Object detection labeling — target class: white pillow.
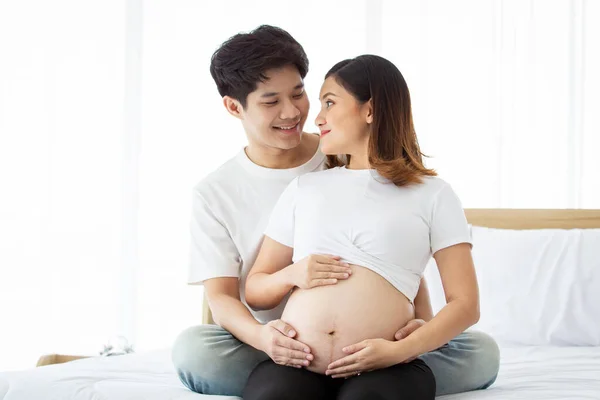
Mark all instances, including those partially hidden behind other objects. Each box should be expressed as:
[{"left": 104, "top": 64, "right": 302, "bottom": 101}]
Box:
[{"left": 423, "top": 226, "right": 600, "bottom": 346}]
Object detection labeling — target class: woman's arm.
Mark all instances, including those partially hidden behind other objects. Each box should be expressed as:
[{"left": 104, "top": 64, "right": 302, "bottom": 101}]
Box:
[
  {"left": 394, "top": 278, "right": 433, "bottom": 340},
  {"left": 245, "top": 237, "right": 352, "bottom": 311},
  {"left": 392, "top": 278, "right": 434, "bottom": 340},
  {"left": 413, "top": 277, "right": 434, "bottom": 322},
  {"left": 245, "top": 237, "right": 296, "bottom": 311},
  {"left": 393, "top": 242, "right": 479, "bottom": 360},
  {"left": 326, "top": 244, "right": 478, "bottom": 377}
]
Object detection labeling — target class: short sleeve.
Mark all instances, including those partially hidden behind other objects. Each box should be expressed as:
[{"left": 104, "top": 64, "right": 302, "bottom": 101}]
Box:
[
  {"left": 263, "top": 177, "right": 299, "bottom": 248},
  {"left": 188, "top": 189, "right": 241, "bottom": 284},
  {"left": 430, "top": 183, "right": 472, "bottom": 255}
]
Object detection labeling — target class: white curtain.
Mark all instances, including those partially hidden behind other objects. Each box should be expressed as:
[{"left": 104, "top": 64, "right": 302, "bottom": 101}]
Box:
[
  {"left": 382, "top": 0, "right": 600, "bottom": 208},
  {"left": 0, "top": 0, "right": 598, "bottom": 371},
  {"left": 0, "top": 1, "right": 126, "bottom": 370}
]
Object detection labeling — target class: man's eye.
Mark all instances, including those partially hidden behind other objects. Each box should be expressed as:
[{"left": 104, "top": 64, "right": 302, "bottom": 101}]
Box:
[
  {"left": 264, "top": 101, "right": 278, "bottom": 105},
  {"left": 293, "top": 92, "right": 304, "bottom": 99}
]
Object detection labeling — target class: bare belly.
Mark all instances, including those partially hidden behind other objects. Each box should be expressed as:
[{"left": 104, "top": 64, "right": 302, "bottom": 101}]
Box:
[{"left": 281, "top": 264, "right": 414, "bottom": 374}]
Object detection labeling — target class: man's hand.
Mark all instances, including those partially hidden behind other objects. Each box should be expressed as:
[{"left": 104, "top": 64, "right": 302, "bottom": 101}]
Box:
[
  {"left": 259, "top": 319, "right": 313, "bottom": 368},
  {"left": 289, "top": 254, "right": 352, "bottom": 289}
]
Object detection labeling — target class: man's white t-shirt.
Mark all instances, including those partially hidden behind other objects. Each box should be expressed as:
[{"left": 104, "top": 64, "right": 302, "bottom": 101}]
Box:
[
  {"left": 264, "top": 167, "right": 472, "bottom": 303},
  {"left": 188, "top": 143, "right": 326, "bottom": 323}
]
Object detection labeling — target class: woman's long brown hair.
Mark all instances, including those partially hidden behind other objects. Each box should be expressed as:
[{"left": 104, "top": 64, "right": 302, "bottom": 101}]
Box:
[{"left": 324, "top": 55, "right": 436, "bottom": 186}]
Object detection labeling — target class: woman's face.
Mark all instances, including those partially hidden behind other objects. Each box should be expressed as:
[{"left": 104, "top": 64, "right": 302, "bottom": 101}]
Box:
[{"left": 315, "top": 77, "right": 372, "bottom": 156}]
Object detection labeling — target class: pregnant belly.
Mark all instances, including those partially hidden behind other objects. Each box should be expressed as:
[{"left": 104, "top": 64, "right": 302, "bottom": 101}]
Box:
[{"left": 281, "top": 264, "right": 415, "bottom": 374}]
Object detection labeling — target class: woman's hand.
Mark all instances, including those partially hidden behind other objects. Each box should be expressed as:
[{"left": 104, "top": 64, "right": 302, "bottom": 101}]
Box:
[
  {"left": 392, "top": 318, "right": 427, "bottom": 363},
  {"left": 394, "top": 318, "right": 426, "bottom": 341},
  {"left": 289, "top": 254, "right": 352, "bottom": 289},
  {"left": 325, "top": 338, "right": 412, "bottom": 378}
]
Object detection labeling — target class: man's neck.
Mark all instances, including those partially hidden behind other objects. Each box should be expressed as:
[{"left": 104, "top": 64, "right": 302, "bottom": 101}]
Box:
[{"left": 245, "top": 133, "right": 319, "bottom": 170}]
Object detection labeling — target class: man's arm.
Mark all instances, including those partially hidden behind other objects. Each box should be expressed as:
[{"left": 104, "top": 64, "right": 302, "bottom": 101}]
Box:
[
  {"left": 204, "top": 277, "right": 314, "bottom": 368},
  {"left": 203, "top": 277, "right": 263, "bottom": 347}
]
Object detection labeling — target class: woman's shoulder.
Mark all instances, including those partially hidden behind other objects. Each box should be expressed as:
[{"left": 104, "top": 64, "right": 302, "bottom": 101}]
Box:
[
  {"left": 406, "top": 174, "right": 451, "bottom": 195},
  {"left": 419, "top": 175, "right": 450, "bottom": 189},
  {"left": 298, "top": 166, "right": 344, "bottom": 184},
  {"left": 406, "top": 176, "right": 462, "bottom": 210}
]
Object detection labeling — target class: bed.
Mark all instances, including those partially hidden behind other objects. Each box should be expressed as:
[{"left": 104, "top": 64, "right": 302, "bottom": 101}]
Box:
[{"left": 1, "top": 209, "right": 599, "bottom": 400}]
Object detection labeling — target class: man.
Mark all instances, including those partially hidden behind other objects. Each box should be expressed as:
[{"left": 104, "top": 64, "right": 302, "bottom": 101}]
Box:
[{"left": 172, "top": 25, "right": 500, "bottom": 397}]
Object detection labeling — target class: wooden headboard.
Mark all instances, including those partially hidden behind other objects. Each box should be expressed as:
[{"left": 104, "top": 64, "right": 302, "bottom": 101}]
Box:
[
  {"left": 464, "top": 209, "right": 600, "bottom": 229},
  {"left": 201, "top": 208, "right": 600, "bottom": 325}
]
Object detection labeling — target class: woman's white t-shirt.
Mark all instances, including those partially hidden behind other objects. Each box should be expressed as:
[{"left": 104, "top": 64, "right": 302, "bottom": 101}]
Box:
[{"left": 264, "top": 166, "right": 472, "bottom": 302}]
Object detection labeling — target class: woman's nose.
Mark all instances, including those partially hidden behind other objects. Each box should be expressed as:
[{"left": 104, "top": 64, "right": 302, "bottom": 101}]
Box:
[{"left": 315, "top": 113, "right": 325, "bottom": 127}]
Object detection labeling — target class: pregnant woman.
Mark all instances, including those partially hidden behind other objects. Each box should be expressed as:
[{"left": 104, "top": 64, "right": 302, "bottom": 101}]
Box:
[{"left": 243, "top": 55, "right": 480, "bottom": 400}]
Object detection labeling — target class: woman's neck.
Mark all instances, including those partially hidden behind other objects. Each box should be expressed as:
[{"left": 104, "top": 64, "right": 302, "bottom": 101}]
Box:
[{"left": 346, "top": 149, "right": 370, "bottom": 170}]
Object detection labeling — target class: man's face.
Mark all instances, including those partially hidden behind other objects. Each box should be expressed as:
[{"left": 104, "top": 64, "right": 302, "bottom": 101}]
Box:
[{"left": 239, "top": 65, "right": 310, "bottom": 151}]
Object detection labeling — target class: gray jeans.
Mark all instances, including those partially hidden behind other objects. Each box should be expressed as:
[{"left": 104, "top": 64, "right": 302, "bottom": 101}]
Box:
[{"left": 172, "top": 325, "right": 500, "bottom": 398}]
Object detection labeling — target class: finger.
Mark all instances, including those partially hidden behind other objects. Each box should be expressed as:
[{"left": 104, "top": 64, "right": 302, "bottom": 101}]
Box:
[
  {"left": 316, "top": 255, "right": 346, "bottom": 266},
  {"left": 271, "top": 320, "right": 297, "bottom": 338},
  {"left": 342, "top": 340, "right": 369, "bottom": 355},
  {"left": 279, "top": 336, "right": 312, "bottom": 354},
  {"left": 280, "top": 360, "right": 310, "bottom": 368},
  {"left": 326, "top": 363, "right": 362, "bottom": 377},
  {"left": 279, "top": 347, "right": 314, "bottom": 363},
  {"left": 395, "top": 319, "right": 425, "bottom": 340},
  {"left": 275, "top": 348, "right": 312, "bottom": 367},
  {"left": 310, "top": 278, "right": 338, "bottom": 287},
  {"left": 332, "top": 371, "right": 361, "bottom": 379},
  {"left": 278, "top": 358, "right": 307, "bottom": 367},
  {"left": 327, "top": 353, "right": 359, "bottom": 370},
  {"left": 314, "top": 271, "right": 350, "bottom": 280},
  {"left": 394, "top": 328, "right": 407, "bottom": 340},
  {"left": 318, "top": 258, "right": 350, "bottom": 268},
  {"left": 280, "top": 347, "right": 313, "bottom": 361},
  {"left": 318, "top": 254, "right": 341, "bottom": 261},
  {"left": 317, "top": 265, "right": 352, "bottom": 274}
]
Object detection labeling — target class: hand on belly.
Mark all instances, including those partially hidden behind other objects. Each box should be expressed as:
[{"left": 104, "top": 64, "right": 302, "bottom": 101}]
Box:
[{"left": 280, "top": 264, "right": 414, "bottom": 374}]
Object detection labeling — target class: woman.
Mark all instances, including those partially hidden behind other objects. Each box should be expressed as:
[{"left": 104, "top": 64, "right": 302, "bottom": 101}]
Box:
[{"left": 242, "top": 55, "right": 479, "bottom": 400}]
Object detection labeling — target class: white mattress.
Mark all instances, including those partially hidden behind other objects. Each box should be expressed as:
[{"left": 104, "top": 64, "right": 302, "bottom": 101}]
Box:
[{"left": 1, "top": 346, "right": 599, "bottom": 399}]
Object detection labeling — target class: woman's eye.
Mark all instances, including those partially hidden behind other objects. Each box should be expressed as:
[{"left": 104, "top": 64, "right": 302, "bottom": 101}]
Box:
[{"left": 325, "top": 100, "right": 334, "bottom": 108}]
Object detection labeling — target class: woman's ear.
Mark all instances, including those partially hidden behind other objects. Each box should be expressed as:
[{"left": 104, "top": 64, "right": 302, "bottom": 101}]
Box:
[
  {"left": 364, "top": 99, "right": 373, "bottom": 124},
  {"left": 223, "top": 96, "right": 244, "bottom": 120}
]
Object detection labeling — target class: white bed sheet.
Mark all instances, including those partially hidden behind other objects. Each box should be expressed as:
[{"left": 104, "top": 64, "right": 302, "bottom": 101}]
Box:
[
  {"left": 439, "top": 346, "right": 600, "bottom": 400},
  {"left": 1, "top": 346, "right": 599, "bottom": 400},
  {"left": 0, "top": 349, "right": 238, "bottom": 400}
]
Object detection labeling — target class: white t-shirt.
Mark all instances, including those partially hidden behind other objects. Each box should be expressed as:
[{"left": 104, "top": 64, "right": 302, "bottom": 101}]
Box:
[
  {"left": 188, "top": 144, "right": 326, "bottom": 323},
  {"left": 264, "top": 166, "right": 472, "bottom": 303}
]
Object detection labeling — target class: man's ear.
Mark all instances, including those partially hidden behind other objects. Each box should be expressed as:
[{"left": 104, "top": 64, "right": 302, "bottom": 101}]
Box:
[
  {"left": 223, "top": 96, "right": 244, "bottom": 119},
  {"left": 365, "top": 99, "right": 373, "bottom": 124}
]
